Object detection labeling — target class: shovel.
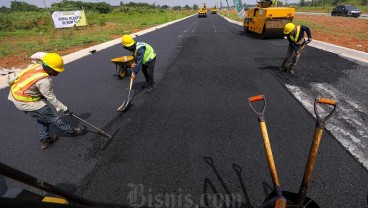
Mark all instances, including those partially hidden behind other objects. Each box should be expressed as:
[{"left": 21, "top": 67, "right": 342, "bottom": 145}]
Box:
[
  {"left": 71, "top": 113, "right": 119, "bottom": 150},
  {"left": 282, "top": 39, "right": 310, "bottom": 74},
  {"left": 117, "top": 77, "right": 134, "bottom": 112},
  {"left": 296, "top": 97, "right": 337, "bottom": 207},
  {"left": 248, "top": 95, "right": 287, "bottom": 208}
]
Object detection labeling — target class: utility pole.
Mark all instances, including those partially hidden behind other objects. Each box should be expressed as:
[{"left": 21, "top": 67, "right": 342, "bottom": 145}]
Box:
[
  {"left": 42, "top": 0, "right": 47, "bottom": 8},
  {"left": 226, "top": 0, "right": 230, "bottom": 16},
  {"left": 121, "top": 1, "right": 128, "bottom": 14}
]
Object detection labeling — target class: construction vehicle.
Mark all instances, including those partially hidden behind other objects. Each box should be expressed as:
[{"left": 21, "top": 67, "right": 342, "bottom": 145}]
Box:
[
  {"left": 243, "top": 0, "right": 295, "bottom": 38},
  {"left": 211, "top": 6, "right": 217, "bottom": 14},
  {"left": 197, "top": 3, "right": 208, "bottom": 18}
]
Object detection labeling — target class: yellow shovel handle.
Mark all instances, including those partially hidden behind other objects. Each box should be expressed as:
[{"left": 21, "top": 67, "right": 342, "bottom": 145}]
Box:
[{"left": 260, "top": 121, "right": 280, "bottom": 187}]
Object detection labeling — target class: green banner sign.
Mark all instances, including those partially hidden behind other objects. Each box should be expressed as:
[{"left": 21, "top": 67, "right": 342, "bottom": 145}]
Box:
[{"left": 233, "top": 0, "right": 245, "bottom": 19}]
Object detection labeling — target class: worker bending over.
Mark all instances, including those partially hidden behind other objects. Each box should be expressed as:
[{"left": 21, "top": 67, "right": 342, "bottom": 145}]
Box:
[
  {"left": 7, "top": 53, "right": 87, "bottom": 149},
  {"left": 122, "top": 34, "right": 157, "bottom": 93},
  {"left": 281, "top": 23, "right": 313, "bottom": 74}
]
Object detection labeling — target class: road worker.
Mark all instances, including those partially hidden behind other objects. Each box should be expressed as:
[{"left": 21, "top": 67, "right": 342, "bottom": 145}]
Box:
[
  {"left": 271, "top": 0, "right": 278, "bottom": 6},
  {"left": 281, "top": 23, "right": 313, "bottom": 74},
  {"left": 122, "top": 34, "right": 157, "bottom": 93},
  {"left": 7, "top": 53, "right": 87, "bottom": 149},
  {"left": 261, "top": 0, "right": 277, "bottom": 7}
]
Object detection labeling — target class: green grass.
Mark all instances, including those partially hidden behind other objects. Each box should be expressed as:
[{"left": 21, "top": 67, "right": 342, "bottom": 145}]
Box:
[
  {"left": 0, "top": 9, "right": 194, "bottom": 59},
  {"left": 218, "top": 11, "right": 242, "bottom": 21}
]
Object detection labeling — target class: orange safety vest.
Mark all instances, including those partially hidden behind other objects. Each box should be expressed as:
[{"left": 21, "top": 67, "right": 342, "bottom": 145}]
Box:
[{"left": 11, "top": 64, "right": 49, "bottom": 102}]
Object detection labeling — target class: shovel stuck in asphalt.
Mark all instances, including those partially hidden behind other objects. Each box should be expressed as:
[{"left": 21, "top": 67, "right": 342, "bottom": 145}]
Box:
[
  {"left": 71, "top": 113, "right": 119, "bottom": 150},
  {"left": 295, "top": 97, "right": 337, "bottom": 207},
  {"left": 248, "top": 96, "right": 337, "bottom": 208},
  {"left": 117, "top": 77, "right": 134, "bottom": 112},
  {"left": 248, "top": 95, "right": 287, "bottom": 208}
]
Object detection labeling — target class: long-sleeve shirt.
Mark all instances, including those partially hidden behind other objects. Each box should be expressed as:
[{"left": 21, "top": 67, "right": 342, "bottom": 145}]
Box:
[
  {"left": 132, "top": 46, "right": 145, "bottom": 75},
  {"left": 287, "top": 25, "right": 312, "bottom": 51},
  {"left": 7, "top": 68, "right": 68, "bottom": 112}
]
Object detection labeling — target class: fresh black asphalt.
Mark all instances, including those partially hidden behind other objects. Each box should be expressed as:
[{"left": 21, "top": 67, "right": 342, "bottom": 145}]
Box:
[{"left": 0, "top": 14, "right": 367, "bottom": 207}]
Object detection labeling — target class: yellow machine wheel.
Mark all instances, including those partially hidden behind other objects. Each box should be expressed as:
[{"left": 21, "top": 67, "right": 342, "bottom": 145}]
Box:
[{"left": 259, "top": 23, "right": 287, "bottom": 39}]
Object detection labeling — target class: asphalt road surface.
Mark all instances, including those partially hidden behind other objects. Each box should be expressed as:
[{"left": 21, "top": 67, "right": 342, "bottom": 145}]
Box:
[{"left": 1, "top": 14, "right": 368, "bottom": 207}]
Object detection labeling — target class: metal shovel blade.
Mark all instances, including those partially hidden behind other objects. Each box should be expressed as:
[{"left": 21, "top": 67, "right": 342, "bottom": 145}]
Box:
[
  {"left": 117, "top": 100, "right": 127, "bottom": 112},
  {"left": 117, "top": 78, "right": 134, "bottom": 112},
  {"left": 117, "top": 95, "right": 133, "bottom": 112}
]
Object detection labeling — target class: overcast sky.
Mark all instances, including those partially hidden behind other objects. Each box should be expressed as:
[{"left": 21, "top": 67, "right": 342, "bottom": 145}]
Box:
[{"left": 0, "top": 0, "right": 293, "bottom": 8}]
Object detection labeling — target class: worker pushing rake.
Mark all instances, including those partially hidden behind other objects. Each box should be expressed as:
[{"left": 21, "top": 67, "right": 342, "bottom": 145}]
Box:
[{"left": 248, "top": 95, "right": 337, "bottom": 208}]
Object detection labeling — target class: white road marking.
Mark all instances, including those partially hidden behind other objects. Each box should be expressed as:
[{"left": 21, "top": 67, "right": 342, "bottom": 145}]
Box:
[{"left": 285, "top": 84, "right": 368, "bottom": 170}]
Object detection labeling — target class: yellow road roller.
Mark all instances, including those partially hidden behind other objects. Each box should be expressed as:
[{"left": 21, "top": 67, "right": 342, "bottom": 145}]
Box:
[
  {"left": 198, "top": 3, "right": 208, "bottom": 18},
  {"left": 243, "top": 0, "right": 295, "bottom": 38},
  {"left": 211, "top": 6, "right": 217, "bottom": 14}
]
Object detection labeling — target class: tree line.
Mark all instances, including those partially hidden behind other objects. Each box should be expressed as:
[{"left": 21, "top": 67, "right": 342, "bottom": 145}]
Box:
[
  {"left": 0, "top": 0, "right": 201, "bottom": 13},
  {"left": 299, "top": 0, "right": 367, "bottom": 6}
]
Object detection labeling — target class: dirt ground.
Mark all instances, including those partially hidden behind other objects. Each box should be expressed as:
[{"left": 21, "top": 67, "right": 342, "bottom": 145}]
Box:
[
  {"left": 1, "top": 15, "right": 367, "bottom": 69},
  {"left": 295, "top": 15, "right": 368, "bottom": 53}
]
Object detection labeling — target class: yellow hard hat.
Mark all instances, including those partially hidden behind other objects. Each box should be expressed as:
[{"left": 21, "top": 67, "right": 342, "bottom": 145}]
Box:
[
  {"left": 283, "top": 23, "right": 295, "bottom": 35},
  {"left": 122, "top": 35, "right": 135, "bottom": 47},
  {"left": 41, "top": 53, "right": 64, "bottom": 72}
]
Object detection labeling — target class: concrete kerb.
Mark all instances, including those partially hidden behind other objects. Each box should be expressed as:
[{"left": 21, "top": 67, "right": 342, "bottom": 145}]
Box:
[
  {"left": 63, "top": 14, "right": 368, "bottom": 65},
  {"left": 222, "top": 16, "right": 368, "bottom": 64},
  {"left": 62, "top": 14, "right": 196, "bottom": 65},
  {"left": 308, "top": 40, "right": 368, "bottom": 65}
]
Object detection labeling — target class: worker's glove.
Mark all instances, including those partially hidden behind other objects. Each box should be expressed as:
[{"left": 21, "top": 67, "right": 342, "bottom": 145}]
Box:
[{"left": 64, "top": 109, "right": 73, "bottom": 116}]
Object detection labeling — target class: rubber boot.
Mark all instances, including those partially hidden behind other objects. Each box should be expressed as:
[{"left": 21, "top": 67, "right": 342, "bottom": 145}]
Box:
[
  {"left": 71, "top": 126, "right": 87, "bottom": 136},
  {"left": 41, "top": 135, "right": 59, "bottom": 149}
]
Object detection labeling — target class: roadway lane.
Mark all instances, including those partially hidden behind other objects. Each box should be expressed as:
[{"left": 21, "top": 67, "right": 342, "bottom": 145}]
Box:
[
  {"left": 0, "top": 16, "right": 198, "bottom": 188},
  {"left": 73, "top": 14, "right": 367, "bottom": 207},
  {"left": 1, "top": 14, "right": 367, "bottom": 206}
]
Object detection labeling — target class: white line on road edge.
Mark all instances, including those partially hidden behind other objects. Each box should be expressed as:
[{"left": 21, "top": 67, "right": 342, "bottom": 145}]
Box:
[
  {"left": 285, "top": 84, "right": 368, "bottom": 170},
  {"left": 222, "top": 16, "right": 368, "bottom": 64},
  {"left": 223, "top": 14, "right": 368, "bottom": 170},
  {"left": 62, "top": 14, "right": 196, "bottom": 65},
  {"left": 308, "top": 40, "right": 368, "bottom": 64}
]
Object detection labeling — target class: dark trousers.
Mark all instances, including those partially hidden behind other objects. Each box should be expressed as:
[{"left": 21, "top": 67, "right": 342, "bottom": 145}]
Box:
[
  {"left": 142, "top": 57, "right": 156, "bottom": 87},
  {"left": 281, "top": 45, "right": 301, "bottom": 68},
  {"left": 25, "top": 105, "right": 74, "bottom": 141}
]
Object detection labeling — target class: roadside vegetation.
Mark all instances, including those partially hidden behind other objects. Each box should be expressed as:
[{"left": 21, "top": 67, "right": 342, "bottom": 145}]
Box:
[
  {"left": 0, "top": 1, "right": 195, "bottom": 67},
  {"left": 1, "top": 0, "right": 367, "bottom": 68},
  {"left": 294, "top": 5, "right": 368, "bottom": 13},
  {"left": 296, "top": 0, "right": 368, "bottom": 12}
]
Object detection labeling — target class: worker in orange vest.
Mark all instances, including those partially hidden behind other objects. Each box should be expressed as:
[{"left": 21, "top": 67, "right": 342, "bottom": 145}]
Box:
[{"left": 7, "top": 53, "right": 87, "bottom": 149}]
